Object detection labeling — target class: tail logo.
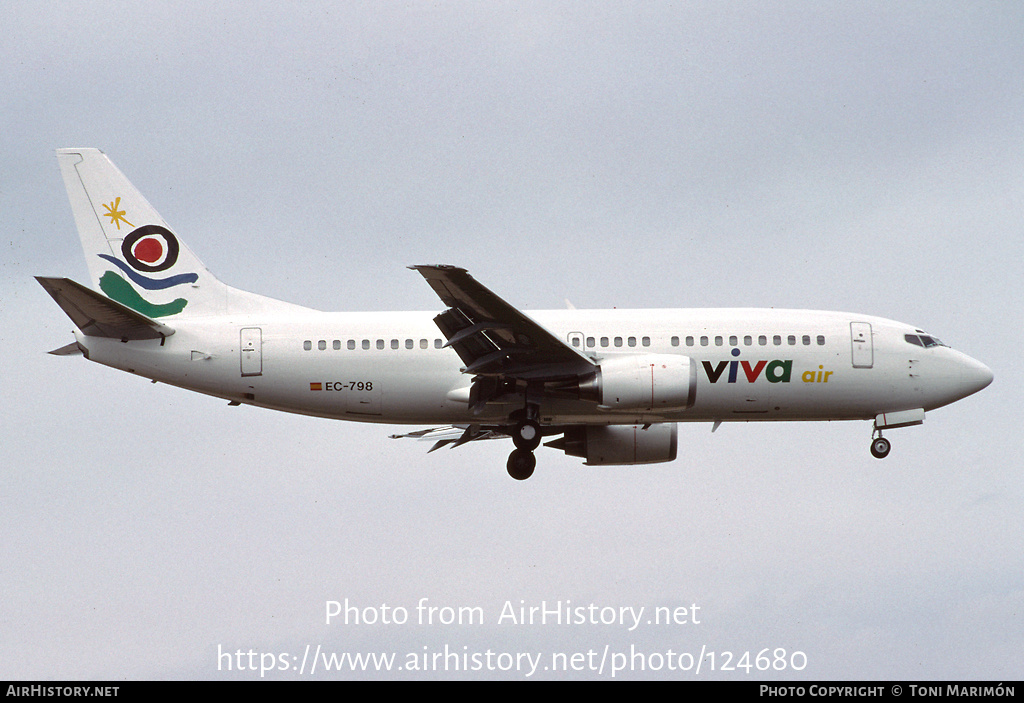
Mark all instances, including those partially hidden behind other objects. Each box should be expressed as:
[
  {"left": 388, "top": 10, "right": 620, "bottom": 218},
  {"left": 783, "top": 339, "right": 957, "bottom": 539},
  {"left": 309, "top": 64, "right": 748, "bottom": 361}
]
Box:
[
  {"left": 97, "top": 223, "right": 197, "bottom": 317},
  {"left": 101, "top": 197, "right": 134, "bottom": 230},
  {"left": 121, "top": 225, "right": 180, "bottom": 272}
]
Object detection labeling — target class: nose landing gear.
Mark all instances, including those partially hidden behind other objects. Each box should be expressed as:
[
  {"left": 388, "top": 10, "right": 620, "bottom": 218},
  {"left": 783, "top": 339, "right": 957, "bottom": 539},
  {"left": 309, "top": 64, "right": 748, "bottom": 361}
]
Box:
[
  {"left": 870, "top": 429, "right": 891, "bottom": 459},
  {"left": 870, "top": 436, "right": 891, "bottom": 458}
]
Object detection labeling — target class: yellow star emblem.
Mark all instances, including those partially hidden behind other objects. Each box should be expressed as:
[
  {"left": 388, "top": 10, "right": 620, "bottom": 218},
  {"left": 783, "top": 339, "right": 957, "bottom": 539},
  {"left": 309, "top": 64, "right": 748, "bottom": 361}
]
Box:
[{"left": 101, "top": 197, "right": 134, "bottom": 230}]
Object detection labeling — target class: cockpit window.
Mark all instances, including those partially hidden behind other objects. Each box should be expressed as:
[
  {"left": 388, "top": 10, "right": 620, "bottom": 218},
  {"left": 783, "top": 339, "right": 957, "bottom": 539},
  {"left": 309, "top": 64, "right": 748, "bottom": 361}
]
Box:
[{"left": 905, "top": 333, "right": 947, "bottom": 348}]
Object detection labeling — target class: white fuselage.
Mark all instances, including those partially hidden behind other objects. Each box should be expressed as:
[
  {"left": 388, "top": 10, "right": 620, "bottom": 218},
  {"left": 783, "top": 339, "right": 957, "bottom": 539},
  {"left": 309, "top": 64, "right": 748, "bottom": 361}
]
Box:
[
  {"left": 45, "top": 148, "right": 994, "bottom": 475},
  {"left": 74, "top": 307, "right": 992, "bottom": 428}
]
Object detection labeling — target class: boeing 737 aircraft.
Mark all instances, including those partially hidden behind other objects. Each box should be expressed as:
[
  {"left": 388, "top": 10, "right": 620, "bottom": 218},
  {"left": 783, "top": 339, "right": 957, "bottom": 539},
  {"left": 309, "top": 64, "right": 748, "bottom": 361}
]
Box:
[{"left": 38, "top": 149, "right": 993, "bottom": 479}]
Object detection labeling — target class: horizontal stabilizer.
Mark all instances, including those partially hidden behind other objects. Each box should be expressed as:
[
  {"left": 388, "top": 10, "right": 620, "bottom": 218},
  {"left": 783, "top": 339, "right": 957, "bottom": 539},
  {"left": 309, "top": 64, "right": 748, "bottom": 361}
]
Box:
[
  {"left": 48, "top": 341, "right": 84, "bottom": 356},
  {"left": 36, "top": 276, "right": 175, "bottom": 340}
]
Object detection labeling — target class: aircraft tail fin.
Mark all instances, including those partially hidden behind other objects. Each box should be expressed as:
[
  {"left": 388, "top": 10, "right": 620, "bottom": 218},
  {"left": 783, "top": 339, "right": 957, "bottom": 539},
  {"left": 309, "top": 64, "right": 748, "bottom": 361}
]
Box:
[{"left": 55, "top": 148, "right": 308, "bottom": 319}]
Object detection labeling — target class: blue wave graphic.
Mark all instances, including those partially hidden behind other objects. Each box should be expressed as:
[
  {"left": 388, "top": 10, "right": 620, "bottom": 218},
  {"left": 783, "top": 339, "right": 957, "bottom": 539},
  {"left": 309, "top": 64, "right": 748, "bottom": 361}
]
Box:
[{"left": 98, "top": 255, "right": 198, "bottom": 290}]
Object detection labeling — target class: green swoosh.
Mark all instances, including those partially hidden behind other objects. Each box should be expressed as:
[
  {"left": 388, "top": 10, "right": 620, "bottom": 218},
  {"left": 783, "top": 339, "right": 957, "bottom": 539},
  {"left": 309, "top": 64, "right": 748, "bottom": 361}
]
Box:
[{"left": 99, "top": 271, "right": 188, "bottom": 317}]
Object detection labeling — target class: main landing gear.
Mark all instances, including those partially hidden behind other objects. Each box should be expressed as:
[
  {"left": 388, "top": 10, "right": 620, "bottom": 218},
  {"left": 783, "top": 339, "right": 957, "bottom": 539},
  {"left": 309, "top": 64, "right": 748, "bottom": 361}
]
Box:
[
  {"left": 507, "top": 417, "right": 542, "bottom": 480},
  {"left": 507, "top": 448, "right": 537, "bottom": 480}
]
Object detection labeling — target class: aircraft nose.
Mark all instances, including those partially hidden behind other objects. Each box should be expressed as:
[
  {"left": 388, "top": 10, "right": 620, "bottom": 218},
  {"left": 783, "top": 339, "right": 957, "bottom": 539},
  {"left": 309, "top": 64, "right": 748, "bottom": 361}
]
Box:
[{"left": 958, "top": 355, "right": 993, "bottom": 398}]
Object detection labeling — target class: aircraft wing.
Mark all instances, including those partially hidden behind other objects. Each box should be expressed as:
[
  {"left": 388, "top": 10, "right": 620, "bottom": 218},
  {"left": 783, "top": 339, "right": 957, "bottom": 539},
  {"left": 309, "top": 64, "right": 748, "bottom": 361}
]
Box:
[
  {"left": 409, "top": 265, "right": 595, "bottom": 380},
  {"left": 36, "top": 276, "right": 175, "bottom": 341}
]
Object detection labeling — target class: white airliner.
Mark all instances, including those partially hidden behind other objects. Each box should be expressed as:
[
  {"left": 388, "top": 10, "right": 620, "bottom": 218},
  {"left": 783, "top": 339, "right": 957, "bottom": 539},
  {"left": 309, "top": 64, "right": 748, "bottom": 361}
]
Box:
[{"left": 39, "top": 149, "right": 993, "bottom": 480}]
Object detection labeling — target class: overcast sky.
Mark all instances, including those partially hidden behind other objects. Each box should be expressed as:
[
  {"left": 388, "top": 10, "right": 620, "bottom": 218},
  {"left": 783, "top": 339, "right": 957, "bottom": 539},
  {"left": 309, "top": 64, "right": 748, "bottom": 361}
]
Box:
[{"left": 2, "top": 1, "right": 1022, "bottom": 680}]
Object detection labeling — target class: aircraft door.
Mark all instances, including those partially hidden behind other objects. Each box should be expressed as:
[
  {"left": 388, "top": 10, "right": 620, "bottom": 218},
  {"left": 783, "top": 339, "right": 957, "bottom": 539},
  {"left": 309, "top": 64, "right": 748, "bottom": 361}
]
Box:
[
  {"left": 850, "top": 322, "right": 873, "bottom": 369},
  {"left": 240, "top": 327, "right": 263, "bottom": 376},
  {"left": 567, "top": 332, "right": 585, "bottom": 350}
]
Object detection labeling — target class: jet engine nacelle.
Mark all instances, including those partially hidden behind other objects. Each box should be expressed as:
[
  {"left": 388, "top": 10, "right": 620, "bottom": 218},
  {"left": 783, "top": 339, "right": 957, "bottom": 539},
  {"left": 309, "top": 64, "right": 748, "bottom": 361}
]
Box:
[
  {"left": 579, "top": 354, "right": 696, "bottom": 412},
  {"left": 554, "top": 424, "right": 678, "bottom": 465}
]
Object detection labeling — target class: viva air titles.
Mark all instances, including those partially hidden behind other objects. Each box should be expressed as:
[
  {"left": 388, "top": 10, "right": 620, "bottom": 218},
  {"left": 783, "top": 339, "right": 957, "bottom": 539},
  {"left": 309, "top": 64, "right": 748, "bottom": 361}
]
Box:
[{"left": 701, "top": 350, "right": 833, "bottom": 385}]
